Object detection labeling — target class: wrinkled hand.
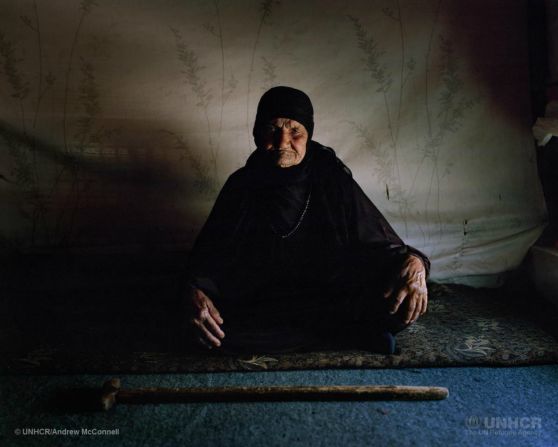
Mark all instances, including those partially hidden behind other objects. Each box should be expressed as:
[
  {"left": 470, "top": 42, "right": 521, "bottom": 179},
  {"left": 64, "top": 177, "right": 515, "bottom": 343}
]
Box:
[
  {"left": 383, "top": 255, "right": 428, "bottom": 324},
  {"left": 189, "top": 287, "right": 225, "bottom": 349}
]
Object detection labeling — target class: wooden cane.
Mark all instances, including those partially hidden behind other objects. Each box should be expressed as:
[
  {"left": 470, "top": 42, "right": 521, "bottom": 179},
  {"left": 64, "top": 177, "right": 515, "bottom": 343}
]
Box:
[{"left": 100, "top": 378, "right": 448, "bottom": 410}]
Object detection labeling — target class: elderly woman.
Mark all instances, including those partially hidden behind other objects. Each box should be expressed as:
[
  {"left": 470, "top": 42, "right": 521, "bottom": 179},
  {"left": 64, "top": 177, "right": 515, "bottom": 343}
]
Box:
[{"left": 185, "top": 86, "right": 429, "bottom": 354}]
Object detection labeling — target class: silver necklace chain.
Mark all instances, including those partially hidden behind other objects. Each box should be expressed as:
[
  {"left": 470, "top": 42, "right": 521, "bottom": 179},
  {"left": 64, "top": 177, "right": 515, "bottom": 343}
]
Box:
[{"left": 270, "top": 189, "right": 312, "bottom": 239}]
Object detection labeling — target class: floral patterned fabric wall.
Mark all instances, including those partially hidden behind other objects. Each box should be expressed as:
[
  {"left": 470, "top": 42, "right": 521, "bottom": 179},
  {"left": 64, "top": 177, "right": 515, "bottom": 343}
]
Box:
[{"left": 0, "top": 0, "right": 547, "bottom": 283}]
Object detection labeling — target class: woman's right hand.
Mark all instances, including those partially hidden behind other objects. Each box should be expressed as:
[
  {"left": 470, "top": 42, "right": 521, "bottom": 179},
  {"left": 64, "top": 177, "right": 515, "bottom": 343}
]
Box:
[{"left": 189, "top": 287, "right": 225, "bottom": 349}]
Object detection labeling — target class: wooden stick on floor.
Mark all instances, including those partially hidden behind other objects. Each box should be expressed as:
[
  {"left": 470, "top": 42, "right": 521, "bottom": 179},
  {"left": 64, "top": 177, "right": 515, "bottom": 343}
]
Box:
[{"left": 100, "top": 378, "right": 449, "bottom": 411}]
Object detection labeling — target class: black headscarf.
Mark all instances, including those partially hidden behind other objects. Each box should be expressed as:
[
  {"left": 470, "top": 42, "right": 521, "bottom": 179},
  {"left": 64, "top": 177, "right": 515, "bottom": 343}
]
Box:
[{"left": 253, "top": 86, "right": 314, "bottom": 147}]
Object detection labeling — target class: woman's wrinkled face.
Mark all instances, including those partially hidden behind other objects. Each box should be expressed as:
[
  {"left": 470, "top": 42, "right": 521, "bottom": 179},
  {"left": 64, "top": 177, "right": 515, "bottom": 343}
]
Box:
[{"left": 260, "top": 118, "right": 308, "bottom": 168}]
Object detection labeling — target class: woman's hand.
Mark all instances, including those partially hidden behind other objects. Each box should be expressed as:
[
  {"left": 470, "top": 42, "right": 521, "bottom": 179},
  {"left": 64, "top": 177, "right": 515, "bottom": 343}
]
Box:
[
  {"left": 189, "top": 287, "right": 225, "bottom": 349},
  {"left": 383, "top": 255, "right": 428, "bottom": 324}
]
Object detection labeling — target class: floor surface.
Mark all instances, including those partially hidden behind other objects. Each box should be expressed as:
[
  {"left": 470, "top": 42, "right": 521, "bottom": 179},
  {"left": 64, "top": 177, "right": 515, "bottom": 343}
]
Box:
[{"left": 1, "top": 365, "right": 557, "bottom": 447}]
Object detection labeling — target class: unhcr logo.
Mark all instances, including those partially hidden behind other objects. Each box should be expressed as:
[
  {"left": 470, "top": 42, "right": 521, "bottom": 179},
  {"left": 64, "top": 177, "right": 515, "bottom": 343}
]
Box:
[{"left": 465, "top": 416, "right": 542, "bottom": 437}]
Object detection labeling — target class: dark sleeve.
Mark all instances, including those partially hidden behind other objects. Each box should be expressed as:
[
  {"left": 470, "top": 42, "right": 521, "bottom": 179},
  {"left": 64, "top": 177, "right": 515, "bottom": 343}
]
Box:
[
  {"left": 347, "top": 176, "right": 431, "bottom": 277},
  {"left": 186, "top": 171, "right": 247, "bottom": 299}
]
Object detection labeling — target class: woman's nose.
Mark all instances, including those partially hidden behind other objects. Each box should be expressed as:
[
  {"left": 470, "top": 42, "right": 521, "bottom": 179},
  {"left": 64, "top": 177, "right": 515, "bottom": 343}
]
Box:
[{"left": 276, "top": 130, "right": 290, "bottom": 148}]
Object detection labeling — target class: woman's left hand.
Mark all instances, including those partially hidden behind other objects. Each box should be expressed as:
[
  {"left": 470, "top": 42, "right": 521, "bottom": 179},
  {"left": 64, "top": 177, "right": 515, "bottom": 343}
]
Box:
[{"left": 383, "top": 255, "right": 428, "bottom": 324}]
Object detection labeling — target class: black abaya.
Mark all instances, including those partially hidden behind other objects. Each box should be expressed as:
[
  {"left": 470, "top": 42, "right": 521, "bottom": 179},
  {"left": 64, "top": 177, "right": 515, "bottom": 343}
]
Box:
[{"left": 186, "top": 141, "right": 430, "bottom": 352}]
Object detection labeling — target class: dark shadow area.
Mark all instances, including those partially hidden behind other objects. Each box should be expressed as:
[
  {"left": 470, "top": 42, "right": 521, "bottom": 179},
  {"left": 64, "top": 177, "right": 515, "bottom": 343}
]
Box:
[
  {"left": 1, "top": 256, "right": 557, "bottom": 374},
  {"left": 500, "top": 259, "right": 558, "bottom": 340},
  {"left": 0, "top": 251, "right": 398, "bottom": 357},
  {"left": 536, "top": 137, "right": 558, "bottom": 245},
  {"left": 446, "top": 0, "right": 534, "bottom": 127},
  {"left": 0, "top": 253, "right": 189, "bottom": 353},
  {"left": 0, "top": 118, "right": 211, "bottom": 252},
  {"left": 45, "top": 387, "right": 105, "bottom": 414}
]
